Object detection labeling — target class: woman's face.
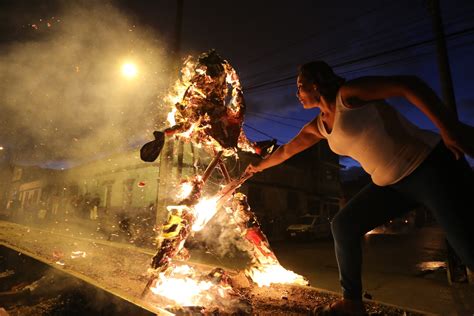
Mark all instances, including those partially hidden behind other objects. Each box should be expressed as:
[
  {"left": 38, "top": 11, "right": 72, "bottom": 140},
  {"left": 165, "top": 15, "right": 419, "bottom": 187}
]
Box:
[{"left": 296, "top": 74, "right": 321, "bottom": 109}]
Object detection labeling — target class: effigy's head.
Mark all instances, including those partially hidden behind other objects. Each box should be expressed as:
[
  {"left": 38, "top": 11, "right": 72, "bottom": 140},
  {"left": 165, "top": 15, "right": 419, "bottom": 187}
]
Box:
[
  {"left": 164, "top": 50, "right": 254, "bottom": 154},
  {"left": 196, "top": 50, "right": 226, "bottom": 78}
]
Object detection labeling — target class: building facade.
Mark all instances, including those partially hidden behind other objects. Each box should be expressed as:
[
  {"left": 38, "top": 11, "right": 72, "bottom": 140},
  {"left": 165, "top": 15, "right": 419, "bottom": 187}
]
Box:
[{"left": 2, "top": 139, "right": 341, "bottom": 240}]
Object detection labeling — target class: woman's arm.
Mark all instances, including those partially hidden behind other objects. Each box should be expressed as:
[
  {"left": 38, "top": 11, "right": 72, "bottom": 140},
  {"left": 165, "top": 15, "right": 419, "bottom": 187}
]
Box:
[
  {"left": 245, "top": 116, "right": 323, "bottom": 174},
  {"left": 340, "top": 75, "right": 474, "bottom": 158}
]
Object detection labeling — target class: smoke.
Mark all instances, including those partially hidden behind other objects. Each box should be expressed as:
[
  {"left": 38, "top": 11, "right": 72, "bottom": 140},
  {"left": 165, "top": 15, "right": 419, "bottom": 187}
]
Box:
[
  {"left": 192, "top": 208, "right": 253, "bottom": 267},
  {"left": 0, "top": 0, "right": 172, "bottom": 166}
]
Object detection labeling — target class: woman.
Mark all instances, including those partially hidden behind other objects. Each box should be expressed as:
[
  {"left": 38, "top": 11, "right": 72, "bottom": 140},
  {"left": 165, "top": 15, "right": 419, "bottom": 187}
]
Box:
[{"left": 245, "top": 61, "right": 474, "bottom": 315}]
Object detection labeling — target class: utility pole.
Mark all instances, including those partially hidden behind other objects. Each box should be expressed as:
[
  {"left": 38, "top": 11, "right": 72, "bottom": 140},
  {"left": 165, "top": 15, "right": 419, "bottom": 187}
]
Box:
[
  {"left": 156, "top": 0, "right": 184, "bottom": 224},
  {"left": 427, "top": 0, "right": 458, "bottom": 115},
  {"left": 174, "top": 0, "right": 185, "bottom": 180},
  {"left": 426, "top": 0, "right": 468, "bottom": 284}
]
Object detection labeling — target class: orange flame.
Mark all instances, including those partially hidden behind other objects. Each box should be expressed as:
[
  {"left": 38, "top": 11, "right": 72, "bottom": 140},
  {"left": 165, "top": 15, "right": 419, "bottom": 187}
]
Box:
[
  {"left": 246, "top": 264, "right": 308, "bottom": 287},
  {"left": 150, "top": 265, "right": 229, "bottom": 306}
]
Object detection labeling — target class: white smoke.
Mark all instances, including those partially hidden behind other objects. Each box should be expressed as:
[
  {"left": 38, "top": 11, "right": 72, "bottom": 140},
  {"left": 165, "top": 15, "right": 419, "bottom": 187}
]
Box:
[{"left": 0, "top": 0, "right": 173, "bottom": 166}]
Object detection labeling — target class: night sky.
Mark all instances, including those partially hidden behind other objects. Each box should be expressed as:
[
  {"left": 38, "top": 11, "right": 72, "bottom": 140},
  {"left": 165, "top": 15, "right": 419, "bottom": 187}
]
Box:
[{"left": 1, "top": 0, "right": 473, "bottom": 170}]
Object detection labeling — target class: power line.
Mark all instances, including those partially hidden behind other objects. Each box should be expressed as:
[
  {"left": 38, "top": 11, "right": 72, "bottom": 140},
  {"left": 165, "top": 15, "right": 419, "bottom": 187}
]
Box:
[
  {"left": 241, "top": 9, "right": 474, "bottom": 90},
  {"left": 244, "top": 25, "right": 474, "bottom": 93},
  {"left": 339, "top": 36, "right": 474, "bottom": 77},
  {"left": 245, "top": 0, "right": 396, "bottom": 66},
  {"left": 241, "top": 4, "right": 427, "bottom": 84},
  {"left": 247, "top": 111, "right": 308, "bottom": 123},
  {"left": 244, "top": 35, "right": 474, "bottom": 96},
  {"left": 241, "top": 38, "right": 474, "bottom": 134},
  {"left": 247, "top": 112, "right": 302, "bottom": 129},
  {"left": 311, "top": 5, "right": 474, "bottom": 67},
  {"left": 243, "top": 123, "right": 286, "bottom": 144}
]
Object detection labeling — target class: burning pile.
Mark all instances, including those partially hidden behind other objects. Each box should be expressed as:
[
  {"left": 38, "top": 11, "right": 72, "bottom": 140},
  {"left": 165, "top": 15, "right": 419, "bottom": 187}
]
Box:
[{"left": 141, "top": 50, "right": 307, "bottom": 311}]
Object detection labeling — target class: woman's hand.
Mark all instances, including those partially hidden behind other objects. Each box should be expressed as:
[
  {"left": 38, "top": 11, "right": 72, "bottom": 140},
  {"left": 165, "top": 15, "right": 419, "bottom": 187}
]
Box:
[
  {"left": 440, "top": 121, "right": 474, "bottom": 159},
  {"left": 244, "top": 162, "right": 264, "bottom": 176}
]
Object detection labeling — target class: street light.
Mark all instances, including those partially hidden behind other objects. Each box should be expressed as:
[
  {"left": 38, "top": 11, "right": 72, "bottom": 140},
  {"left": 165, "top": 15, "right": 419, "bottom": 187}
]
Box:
[{"left": 121, "top": 62, "right": 138, "bottom": 79}]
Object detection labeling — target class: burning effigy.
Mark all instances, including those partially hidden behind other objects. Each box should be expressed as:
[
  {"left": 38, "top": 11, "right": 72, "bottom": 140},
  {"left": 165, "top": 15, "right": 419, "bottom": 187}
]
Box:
[{"left": 140, "top": 50, "right": 307, "bottom": 313}]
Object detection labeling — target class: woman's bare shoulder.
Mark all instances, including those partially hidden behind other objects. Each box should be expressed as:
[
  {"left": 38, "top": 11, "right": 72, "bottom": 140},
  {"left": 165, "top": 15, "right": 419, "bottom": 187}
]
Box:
[{"left": 340, "top": 76, "right": 409, "bottom": 107}]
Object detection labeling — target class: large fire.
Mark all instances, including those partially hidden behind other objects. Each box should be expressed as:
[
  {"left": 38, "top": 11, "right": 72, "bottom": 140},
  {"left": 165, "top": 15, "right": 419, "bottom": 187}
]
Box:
[{"left": 141, "top": 50, "right": 307, "bottom": 311}]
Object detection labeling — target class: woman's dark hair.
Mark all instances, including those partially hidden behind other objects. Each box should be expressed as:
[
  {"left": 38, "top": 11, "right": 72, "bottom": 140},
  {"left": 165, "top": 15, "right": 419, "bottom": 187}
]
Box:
[{"left": 298, "top": 61, "right": 345, "bottom": 101}]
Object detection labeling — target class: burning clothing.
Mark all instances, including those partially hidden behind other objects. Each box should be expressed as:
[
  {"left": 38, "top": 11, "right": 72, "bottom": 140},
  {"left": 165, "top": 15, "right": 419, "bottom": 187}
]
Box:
[{"left": 164, "top": 50, "right": 254, "bottom": 152}]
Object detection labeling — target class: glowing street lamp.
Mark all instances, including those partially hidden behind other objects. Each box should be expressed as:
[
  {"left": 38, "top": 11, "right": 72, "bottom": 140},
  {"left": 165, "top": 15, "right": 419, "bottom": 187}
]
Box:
[
  {"left": 121, "top": 62, "right": 138, "bottom": 78},
  {"left": 0, "top": 146, "right": 4, "bottom": 151}
]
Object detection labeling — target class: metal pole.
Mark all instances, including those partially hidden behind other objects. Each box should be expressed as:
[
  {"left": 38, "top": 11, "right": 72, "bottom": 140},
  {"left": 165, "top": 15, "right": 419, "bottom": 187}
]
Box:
[
  {"left": 427, "top": 0, "right": 465, "bottom": 284},
  {"left": 155, "top": 0, "right": 185, "bottom": 224}
]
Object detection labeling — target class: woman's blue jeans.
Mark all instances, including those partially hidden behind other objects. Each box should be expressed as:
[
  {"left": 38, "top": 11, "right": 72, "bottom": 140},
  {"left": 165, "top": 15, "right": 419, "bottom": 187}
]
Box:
[{"left": 331, "top": 142, "right": 474, "bottom": 300}]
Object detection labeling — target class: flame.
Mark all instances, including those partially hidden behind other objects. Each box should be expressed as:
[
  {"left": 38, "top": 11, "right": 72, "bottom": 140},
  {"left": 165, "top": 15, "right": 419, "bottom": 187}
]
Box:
[
  {"left": 161, "top": 53, "right": 256, "bottom": 154},
  {"left": 148, "top": 52, "right": 310, "bottom": 310},
  {"left": 175, "top": 122, "right": 198, "bottom": 139},
  {"left": 177, "top": 181, "right": 194, "bottom": 200},
  {"left": 164, "top": 58, "right": 196, "bottom": 113},
  {"left": 246, "top": 264, "right": 308, "bottom": 287},
  {"left": 192, "top": 197, "right": 218, "bottom": 232},
  {"left": 150, "top": 264, "right": 228, "bottom": 306},
  {"left": 151, "top": 278, "right": 213, "bottom": 306},
  {"left": 167, "top": 107, "right": 177, "bottom": 126}
]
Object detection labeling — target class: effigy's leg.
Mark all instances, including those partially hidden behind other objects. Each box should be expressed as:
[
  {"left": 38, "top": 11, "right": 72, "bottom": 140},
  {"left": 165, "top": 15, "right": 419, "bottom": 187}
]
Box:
[
  {"left": 141, "top": 152, "right": 224, "bottom": 298},
  {"left": 224, "top": 192, "right": 308, "bottom": 287},
  {"left": 228, "top": 193, "right": 279, "bottom": 266},
  {"left": 216, "top": 162, "right": 277, "bottom": 265}
]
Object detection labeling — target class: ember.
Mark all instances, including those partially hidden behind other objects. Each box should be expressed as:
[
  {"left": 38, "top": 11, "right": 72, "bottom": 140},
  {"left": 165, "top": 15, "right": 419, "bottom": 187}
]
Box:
[
  {"left": 70, "top": 251, "right": 87, "bottom": 259},
  {"left": 141, "top": 50, "right": 307, "bottom": 311}
]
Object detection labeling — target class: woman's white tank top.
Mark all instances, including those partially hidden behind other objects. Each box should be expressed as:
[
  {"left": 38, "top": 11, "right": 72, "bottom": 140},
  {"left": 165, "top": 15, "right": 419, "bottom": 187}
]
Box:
[{"left": 317, "top": 92, "right": 440, "bottom": 186}]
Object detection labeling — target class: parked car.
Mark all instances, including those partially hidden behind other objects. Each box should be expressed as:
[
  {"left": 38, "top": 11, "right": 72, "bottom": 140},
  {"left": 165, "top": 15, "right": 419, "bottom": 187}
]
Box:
[{"left": 286, "top": 214, "right": 331, "bottom": 240}]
